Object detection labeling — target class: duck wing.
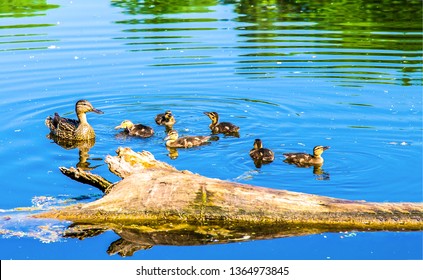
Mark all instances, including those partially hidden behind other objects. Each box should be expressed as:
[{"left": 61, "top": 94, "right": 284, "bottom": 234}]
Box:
[
  {"left": 45, "top": 113, "right": 79, "bottom": 138},
  {"left": 155, "top": 113, "right": 165, "bottom": 125},
  {"left": 177, "top": 136, "right": 211, "bottom": 148},
  {"left": 250, "top": 148, "right": 274, "bottom": 162},
  {"left": 131, "top": 124, "right": 154, "bottom": 137},
  {"left": 283, "top": 152, "right": 313, "bottom": 165},
  {"left": 217, "top": 122, "right": 239, "bottom": 133}
]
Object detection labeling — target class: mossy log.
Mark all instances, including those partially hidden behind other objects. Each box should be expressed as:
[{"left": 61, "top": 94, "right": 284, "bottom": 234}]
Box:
[{"left": 37, "top": 147, "right": 423, "bottom": 231}]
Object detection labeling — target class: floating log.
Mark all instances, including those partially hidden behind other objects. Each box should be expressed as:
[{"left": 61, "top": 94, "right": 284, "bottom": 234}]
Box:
[
  {"left": 31, "top": 147, "right": 422, "bottom": 256},
  {"left": 36, "top": 147, "right": 423, "bottom": 231}
]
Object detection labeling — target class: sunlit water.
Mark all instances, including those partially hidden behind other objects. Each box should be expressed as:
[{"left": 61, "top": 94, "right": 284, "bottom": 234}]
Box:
[{"left": 0, "top": 0, "right": 421, "bottom": 259}]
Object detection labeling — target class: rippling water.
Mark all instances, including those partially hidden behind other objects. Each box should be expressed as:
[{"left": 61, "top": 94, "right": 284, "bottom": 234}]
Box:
[{"left": 0, "top": 0, "right": 421, "bottom": 259}]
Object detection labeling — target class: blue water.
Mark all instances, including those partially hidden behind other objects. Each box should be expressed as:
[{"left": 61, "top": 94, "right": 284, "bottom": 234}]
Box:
[{"left": 0, "top": 0, "right": 422, "bottom": 259}]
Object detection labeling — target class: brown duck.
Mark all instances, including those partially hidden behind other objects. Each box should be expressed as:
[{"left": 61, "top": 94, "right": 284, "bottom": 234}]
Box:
[
  {"left": 155, "top": 110, "right": 176, "bottom": 127},
  {"left": 204, "top": 111, "right": 239, "bottom": 135},
  {"left": 283, "top": 145, "right": 330, "bottom": 166},
  {"left": 249, "top": 139, "right": 274, "bottom": 167},
  {"left": 115, "top": 120, "right": 154, "bottom": 138},
  {"left": 45, "top": 99, "right": 103, "bottom": 141},
  {"left": 164, "top": 129, "right": 210, "bottom": 148}
]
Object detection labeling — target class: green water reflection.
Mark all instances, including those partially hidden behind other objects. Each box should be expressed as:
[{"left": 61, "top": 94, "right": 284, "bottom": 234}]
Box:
[
  {"left": 0, "top": 0, "right": 59, "bottom": 18},
  {"left": 0, "top": 0, "right": 59, "bottom": 52},
  {"left": 2, "top": 0, "right": 421, "bottom": 85},
  {"left": 0, "top": 0, "right": 421, "bottom": 260},
  {"left": 111, "top": 0, "right": 217, "bottom": 15},
  {"left": 231, "top": 0, "right": 422, "bottom": 84},
  {"left": 110, "top": 0, "right": 422, "bottom": 86}
]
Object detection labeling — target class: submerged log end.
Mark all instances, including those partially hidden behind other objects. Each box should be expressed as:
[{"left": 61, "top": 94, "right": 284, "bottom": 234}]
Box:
[{"left": 59, "top": 167, "right": 113, "bottom": 193}]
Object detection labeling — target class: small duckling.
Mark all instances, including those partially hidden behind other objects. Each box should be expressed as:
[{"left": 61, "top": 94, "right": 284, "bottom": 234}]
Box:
[
  {"left": 164, "top": 129, "right": 210, "bottom": 148},
  {"left": 204, "top": 111, "right": 240, "bottom": 135},
  {"left": 115, "top": 120, "right": 154, "bottom": 138},
  {"left": 249, "top": 139, "right": 274, "bottom": 167},
  {"left": 283, "top": 145, "right": 330, "bottom": 166},
  {"left": 155, "top": 110, "right": 176, "bottom": 126},
  {"left": 45, "top": 99, "right": 104, "bottom": 141}
]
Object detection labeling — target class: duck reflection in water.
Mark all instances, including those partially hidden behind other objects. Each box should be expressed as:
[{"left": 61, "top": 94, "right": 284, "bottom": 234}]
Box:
[
  {"left": 283, "top": 146, "right": 330, "bottom": 180},
  {"left": 166, "top": 147, "right": 179, "bottom": 160},
  {"left": 46, "top": 135, "right": 102, "bottom": 171}
]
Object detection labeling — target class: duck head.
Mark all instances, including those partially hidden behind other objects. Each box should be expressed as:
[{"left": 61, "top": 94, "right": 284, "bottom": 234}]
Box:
[
  {"left": 253, "top": 139, "right": 263, "bottom": 150},
  {"left": 164, "top": 111, "right": 175, "bottom": 123},
  {"left": 313, "top": 145, "right": 330, "bottom": 157},
  {"left": 75, "top": 100, "right": 104, "bottom": 115},
  {"left": 203, "top": 111, "right": 219, "bottom": 124},
  {"left": 115, "top": 120, "right": 135, "bottom": 130},
  {"left": 164, "top": 129, "right": 179, "bottom": 141}
]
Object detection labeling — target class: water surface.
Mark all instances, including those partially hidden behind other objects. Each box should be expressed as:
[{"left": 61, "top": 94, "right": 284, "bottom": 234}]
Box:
[{"left": 0, "top": 0, "right": 421, "bottom": 259}]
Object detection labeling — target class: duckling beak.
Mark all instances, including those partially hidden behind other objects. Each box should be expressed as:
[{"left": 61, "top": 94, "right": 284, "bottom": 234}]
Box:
[
  {"left": 323, "top": 146, "right": 330, "bottom": 151},
  {"left": 203, "top": 112, "right": 210, "bottom": 116},
  {"left": 164, "top": 135, "right": 170, "bottom": 141},
  {"left": 92, "top": 108, "right": 104, "bottom": 114},
  {"left": 114, "top": 124, "right": 122, "bottom": 130}
]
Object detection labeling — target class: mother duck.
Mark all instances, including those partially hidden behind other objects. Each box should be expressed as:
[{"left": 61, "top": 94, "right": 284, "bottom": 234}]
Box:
[{"left": 45, "top": 99, "right": 104, "bottom": 141}]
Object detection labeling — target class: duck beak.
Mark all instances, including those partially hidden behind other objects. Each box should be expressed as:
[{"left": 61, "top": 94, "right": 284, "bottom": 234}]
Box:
[
  {"left": 323, "top": 146, "right": 330, "bottom": 150},
  {"left": 164, "top": 135, "right": 170, "bottom": 140},
  {"left": 203, "top": 112, "right": 210, "bottom": 116},
  {"left": 115, "top": 124, "right": 122, "bottom": 130},
  {"left": 92, "top": 108, "right": 104, "bottom": 114}
]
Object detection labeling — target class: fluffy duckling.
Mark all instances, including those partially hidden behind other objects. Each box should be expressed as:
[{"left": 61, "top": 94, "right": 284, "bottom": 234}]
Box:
[
  {"left": 204, "top": 111, "right": 240, "bottom": 135},
  {"left": 115, "top": 120, "right": 154, "bottom": 138},
  {"left": 249, "top": 139, "right": 274, "bottom": 167},
  {"left": 155, "top": 110, "right": 176, "bottom": 126},
  {"left": 283, "top": 145, "right": 330, "bottom": 166},
  {"left": 45, "top": 99, "right": 104, "bottom": 141},
  {"left": 164, "top": 129, "right": 210, "bottom": 148}
]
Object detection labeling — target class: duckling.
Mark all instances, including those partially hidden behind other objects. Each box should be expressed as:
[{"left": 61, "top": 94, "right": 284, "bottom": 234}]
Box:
[
  {"left": 45, "top": 99, "right": 104, "bottom": 141},
  {"left": 283, "top": 145, "right": 330, "bottom": 166},
  {"left": 204, "top": 111, "right": 240, "bottom": 135},
  {"left": 164, "top": 129, "right": 210, "bottom": 148},
  {"left": 155, "top": 110, "right": 176, "bottom": 126},
  {"left": 249, "top": 139, "right": 274, "bottom": 167},
  {"left": 115, "top": 120, "right": 154, "bottom": 138}
]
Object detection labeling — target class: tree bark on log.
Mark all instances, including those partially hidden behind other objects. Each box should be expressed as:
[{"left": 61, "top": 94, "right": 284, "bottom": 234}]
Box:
[{"left": 36, "top": 147, "right": 423, "bottom": 231}]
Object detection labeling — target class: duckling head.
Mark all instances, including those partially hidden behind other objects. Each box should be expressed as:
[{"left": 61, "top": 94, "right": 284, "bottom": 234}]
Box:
[
  {"left": 115, "top": 120, "right": 135, "bottom": 130},
  {"left": 204, "top": 111, "right": 219, "bottom": 124},
  {"left": 164, "top": 111, "right": 175, "bottom": 123},
  {"left": 253, "top": 139, "right": 263, "bottom": 150},
  {"left": 75, "top": 100, "right": 104, "bottom": 115},
  {"left": 313, "top": 145, "right": 330, "bottom": 157},
  {"left": 164, "top": 129, "right": 179, "bottom": 141}
]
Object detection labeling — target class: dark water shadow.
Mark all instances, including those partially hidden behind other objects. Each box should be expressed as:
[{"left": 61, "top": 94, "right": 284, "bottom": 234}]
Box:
[{"left": 63, "top": 221, "right": 343, "bottom": 257}]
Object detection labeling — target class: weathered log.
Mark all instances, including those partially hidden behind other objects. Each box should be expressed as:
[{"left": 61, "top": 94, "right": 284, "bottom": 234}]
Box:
[
  {"left": 37, "top": 147, "right": 423, "bottom": 231},
  {"left": 59, "top": 166, "right": 113, "bottom": 193}
]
